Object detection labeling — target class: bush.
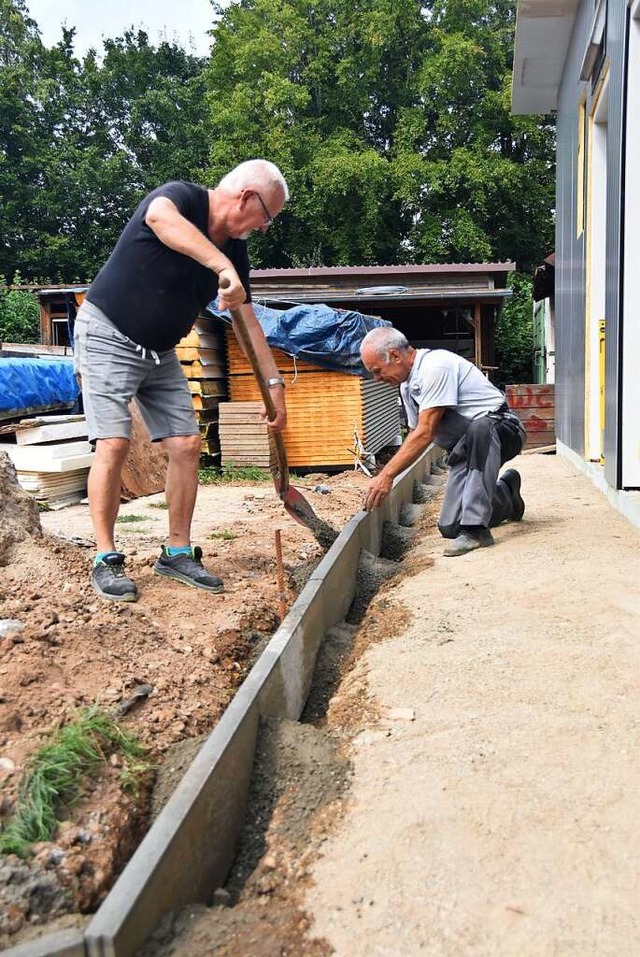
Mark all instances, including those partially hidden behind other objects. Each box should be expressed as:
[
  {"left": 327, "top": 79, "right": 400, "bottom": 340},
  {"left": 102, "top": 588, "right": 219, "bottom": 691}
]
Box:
[
  {"left": 495, "top": 273, "right": 534, "bottom": 388},
  {"left": 0, "top": 274, "right": 40, "bottom": 344}
]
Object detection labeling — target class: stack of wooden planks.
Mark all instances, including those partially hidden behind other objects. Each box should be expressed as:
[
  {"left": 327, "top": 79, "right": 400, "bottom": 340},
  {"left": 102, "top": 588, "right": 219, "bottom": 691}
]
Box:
[
  {"left": 176, "top": 316, "right": 227, "bottom": 461},
  {"left": 219, "top": 402, "right": 271, "bottom": 468},
  {"left": 224, "top": 327, "right": 401, "bottom": 469},
  {"left": 0, "top": 414, "right": 93, "bottom": 506}
]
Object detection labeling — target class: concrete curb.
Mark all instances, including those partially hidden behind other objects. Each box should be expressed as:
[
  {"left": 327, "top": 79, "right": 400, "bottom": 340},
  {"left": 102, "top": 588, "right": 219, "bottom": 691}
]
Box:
[
  {"left": 1, "top": 930, "right": 86, "bottom": 957},
  {"left": 4, "top": 449, "right": 438, "bottom": 957}
]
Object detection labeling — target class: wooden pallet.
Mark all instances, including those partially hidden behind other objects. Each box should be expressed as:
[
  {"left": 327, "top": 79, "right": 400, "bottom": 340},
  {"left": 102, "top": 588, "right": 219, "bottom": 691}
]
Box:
[
  {"left": 180, "top": 360, "right": 226, "bottom": 379},
  {"left": 505, "top": 384, "right": 555, "bottom": 450},
  {"left": 219, "top": 402, "right": 272, "bottom": 467}
]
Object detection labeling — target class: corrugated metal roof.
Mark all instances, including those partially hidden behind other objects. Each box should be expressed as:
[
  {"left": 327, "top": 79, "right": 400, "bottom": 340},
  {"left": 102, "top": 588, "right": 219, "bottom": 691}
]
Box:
[
  {"left": 251, "top": 287, "right": 512, "bottom": 305},
  {"left": 36, "top": 287, "right": 89, "bottom": 295},
  {"left": 252, "top": 262, "right": 515, "bottom": 280},
  {"left": 34, "top": 263, "right": 515, "bottom": 303}
]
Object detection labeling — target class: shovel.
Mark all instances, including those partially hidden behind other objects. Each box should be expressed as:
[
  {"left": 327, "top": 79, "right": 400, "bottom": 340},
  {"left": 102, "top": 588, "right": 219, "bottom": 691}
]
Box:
[{"left": 222, "top": 295, "right": 321, "bottom": 530}]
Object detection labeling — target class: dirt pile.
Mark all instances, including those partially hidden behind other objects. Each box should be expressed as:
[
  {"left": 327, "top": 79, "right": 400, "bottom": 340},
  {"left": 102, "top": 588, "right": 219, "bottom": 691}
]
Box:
[{"left": 0, "top": 452, "right": 41, "bottom": 564}]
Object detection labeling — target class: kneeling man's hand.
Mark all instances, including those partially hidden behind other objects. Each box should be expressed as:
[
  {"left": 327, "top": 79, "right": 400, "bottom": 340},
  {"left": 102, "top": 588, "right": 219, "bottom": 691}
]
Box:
[{"left": 363, "top": 472, "right": 393, "bottom": 511}]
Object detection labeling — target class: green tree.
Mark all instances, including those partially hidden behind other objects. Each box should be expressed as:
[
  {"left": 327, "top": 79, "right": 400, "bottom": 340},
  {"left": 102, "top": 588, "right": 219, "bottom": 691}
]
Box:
[
  {"left": 0, "top": 0, "right": 47, "bottom": 279},
  {"left": 0, "top": 2, "right": 210, "bottom": 281},
  {"left": 0, "top": 274, "right": 40, "bottom": 343},
  {"left": 494, "top": 272, "right": 534, "bottom": 386},
  {"left": 204, "top": 0, "right": 428, "bottom": 266},
  {"left": 204, "top": 0, "right": 554, "bottom": 274}
]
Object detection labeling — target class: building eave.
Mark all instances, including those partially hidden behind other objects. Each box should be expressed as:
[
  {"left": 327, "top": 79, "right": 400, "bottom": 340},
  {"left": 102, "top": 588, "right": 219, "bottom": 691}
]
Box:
[{"left": 511, "top": 0, "right": 581, "bottom": 115}]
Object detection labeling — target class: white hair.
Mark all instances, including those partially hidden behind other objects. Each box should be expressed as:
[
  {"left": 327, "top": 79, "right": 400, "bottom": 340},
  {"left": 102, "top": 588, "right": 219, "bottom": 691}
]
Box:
[
  {"left": 217, "top": 159, "right": 289, "bottom": 201},
  {"left": 360, "top": 326, "right": 410, "bottom": 362}
]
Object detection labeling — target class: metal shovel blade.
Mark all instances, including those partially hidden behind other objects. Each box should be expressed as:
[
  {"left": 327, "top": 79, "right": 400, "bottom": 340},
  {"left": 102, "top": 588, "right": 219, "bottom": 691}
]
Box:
[{"left": 281, "top": 484, "right": 320, "bottom": 528}]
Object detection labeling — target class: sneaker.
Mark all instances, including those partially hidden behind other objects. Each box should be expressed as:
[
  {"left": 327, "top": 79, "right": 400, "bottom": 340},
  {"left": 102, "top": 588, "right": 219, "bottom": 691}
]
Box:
[
  {"left": 91, "top": 552, "right": 138, "bottom": 602},
  {"left": 500, "top": 469, "right": 525, "bottom": 521},
  {"left": 154, "top": 546, "right": 224, "bottom": 593},
  {"left": 443, "top": 527, "right": 494, "bottom": 557}
]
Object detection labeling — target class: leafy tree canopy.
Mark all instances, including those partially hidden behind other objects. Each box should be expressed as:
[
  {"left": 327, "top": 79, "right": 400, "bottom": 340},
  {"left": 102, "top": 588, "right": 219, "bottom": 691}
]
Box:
[
  {"left": 1, "top": 0, "right": 554, "bottom": 285},
  {"left": 204, "top": 0, "right": 555, "bottom": 272},
  {"left": 0, "top": 1, "right": 208, "bottom": 281}
]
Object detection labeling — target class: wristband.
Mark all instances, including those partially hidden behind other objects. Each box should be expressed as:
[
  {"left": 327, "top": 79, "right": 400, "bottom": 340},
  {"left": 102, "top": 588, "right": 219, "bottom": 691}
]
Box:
[{"left": 266, "top": 377, "right": 285, "bottom": 389}]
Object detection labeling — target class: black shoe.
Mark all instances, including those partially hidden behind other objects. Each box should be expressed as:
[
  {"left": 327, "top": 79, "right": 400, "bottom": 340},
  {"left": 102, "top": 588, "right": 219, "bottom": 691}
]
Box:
[
  {"left": 91, "top": 552, "right": 138, "bottom": 602},
  {"left": 443, "top": 527, "right": 494, "bottom": 557},
  {"left": 501, "top": 469, "right": 525, "bottom": 521},
  {"left": 154, "top": 546, "right": 224, "bottom": 593}
]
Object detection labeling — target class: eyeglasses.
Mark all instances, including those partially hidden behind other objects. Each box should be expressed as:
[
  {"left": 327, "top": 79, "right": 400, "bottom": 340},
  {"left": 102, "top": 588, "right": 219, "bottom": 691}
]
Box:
[{"left": 254, "top": 191, "right": 274, "bottom": 226}]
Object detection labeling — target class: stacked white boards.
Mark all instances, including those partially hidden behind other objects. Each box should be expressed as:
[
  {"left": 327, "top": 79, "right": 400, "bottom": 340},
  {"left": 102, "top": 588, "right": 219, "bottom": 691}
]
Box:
[{"left": 0, "top": 414, "right": 94, "bottom": 506}]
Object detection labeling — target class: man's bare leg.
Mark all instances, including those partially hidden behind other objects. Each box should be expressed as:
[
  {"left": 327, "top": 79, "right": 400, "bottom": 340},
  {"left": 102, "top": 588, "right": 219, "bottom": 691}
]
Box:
[
  {"left": 88, "top": 437, "right": 130, "bottom": 553},
  {"left": 163, "top": 434, "right": 202, "bottom": 547},
  {"left": 154, "top": 434, "right": 224, "bottom": 592}
]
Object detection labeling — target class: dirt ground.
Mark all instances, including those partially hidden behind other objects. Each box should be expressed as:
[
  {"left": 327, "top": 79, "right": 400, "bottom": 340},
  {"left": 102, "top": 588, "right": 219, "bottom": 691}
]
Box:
[
  {"left": 4, "top": 452, "right": 640, "bottom": 956},
  {"left": 305, "top": 452, "right": 640, "bottom": 956},
  {"left": 0, "top": 464, "right": 369, "bottom": 947},
  {"left": 138, "top": 452, "right": 640, "bottom": 957}
]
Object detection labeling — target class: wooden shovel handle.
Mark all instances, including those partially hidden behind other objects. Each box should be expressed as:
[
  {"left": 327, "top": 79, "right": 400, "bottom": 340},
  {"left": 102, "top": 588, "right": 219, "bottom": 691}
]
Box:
[{"left": 224, "top": 299, "right": 289, "bottom": 495}]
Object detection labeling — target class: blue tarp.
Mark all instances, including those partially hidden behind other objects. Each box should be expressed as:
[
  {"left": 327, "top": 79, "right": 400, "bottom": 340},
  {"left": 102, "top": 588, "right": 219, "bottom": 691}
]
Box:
[
  {"left": 207, "top": 301, "right": 391, "bottom": 376},
  {"left": 0, "top": 357, "right": 80, "bottom": 420}
]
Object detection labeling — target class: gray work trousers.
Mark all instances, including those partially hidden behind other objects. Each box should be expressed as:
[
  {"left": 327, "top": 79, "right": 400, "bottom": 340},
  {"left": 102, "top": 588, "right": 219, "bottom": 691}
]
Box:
[{"left": 438, "top": 411, "right": 525, "bottom": 539}]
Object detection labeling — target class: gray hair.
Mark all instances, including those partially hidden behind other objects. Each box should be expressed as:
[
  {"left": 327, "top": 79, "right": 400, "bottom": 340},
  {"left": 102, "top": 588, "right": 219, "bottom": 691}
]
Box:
[
  {"left": 360, "top": 326, "right": 410, "bottom": 363},
  {"left": 218, "top": 159, "right": 290, "bottom": 202}
]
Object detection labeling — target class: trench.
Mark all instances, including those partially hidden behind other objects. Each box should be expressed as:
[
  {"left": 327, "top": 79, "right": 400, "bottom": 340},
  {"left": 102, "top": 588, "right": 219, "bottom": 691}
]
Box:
[{"left": 137, "top": 485, "right": 440, "bottom": 957}]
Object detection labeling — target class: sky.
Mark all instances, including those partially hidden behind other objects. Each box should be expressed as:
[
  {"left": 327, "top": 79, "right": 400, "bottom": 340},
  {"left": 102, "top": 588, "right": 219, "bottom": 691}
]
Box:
[{"left": 25, "top": 0, "right": 231, "bottom": 58}]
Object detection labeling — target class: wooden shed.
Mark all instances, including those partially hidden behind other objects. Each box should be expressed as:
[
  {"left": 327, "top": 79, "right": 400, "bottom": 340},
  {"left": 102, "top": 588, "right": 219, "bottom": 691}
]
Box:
[{"left": 249, "top": 262, "right": 514, "bottom": 378}]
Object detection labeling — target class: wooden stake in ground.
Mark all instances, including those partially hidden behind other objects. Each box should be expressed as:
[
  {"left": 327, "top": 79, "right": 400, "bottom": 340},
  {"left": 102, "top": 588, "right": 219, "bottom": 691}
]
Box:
[{"left": 274, "top": 528, "right": 286, "bottom": 620}]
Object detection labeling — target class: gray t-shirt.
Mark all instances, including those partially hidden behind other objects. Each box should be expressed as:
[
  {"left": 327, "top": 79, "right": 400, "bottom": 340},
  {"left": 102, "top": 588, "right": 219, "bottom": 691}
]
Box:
[{"left": 400, "top": 349, "right": 505, "bottom": 450}]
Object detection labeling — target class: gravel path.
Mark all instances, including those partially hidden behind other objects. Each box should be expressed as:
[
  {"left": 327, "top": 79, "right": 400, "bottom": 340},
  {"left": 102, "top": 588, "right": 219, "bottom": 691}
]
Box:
[{"left": 306, "top": 452, "right": 640, "bottom": 956}]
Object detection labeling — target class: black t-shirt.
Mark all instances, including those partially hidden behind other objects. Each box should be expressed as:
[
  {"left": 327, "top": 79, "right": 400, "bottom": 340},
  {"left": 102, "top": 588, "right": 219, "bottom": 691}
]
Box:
[{"left": 87, "top": 181, "right": 252, "bottom": 351}]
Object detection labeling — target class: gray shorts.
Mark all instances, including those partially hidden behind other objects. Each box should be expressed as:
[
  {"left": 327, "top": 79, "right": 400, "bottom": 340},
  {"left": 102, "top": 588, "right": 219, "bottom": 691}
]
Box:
[{"left": 73, "top": 300, "right": 198, "bottom": 443}]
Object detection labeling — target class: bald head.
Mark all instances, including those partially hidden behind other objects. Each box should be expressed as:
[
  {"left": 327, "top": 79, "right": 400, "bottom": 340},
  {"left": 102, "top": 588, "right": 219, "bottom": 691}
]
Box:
[{"left": 217, "top": 160, "right": 289, "bottom": 203}]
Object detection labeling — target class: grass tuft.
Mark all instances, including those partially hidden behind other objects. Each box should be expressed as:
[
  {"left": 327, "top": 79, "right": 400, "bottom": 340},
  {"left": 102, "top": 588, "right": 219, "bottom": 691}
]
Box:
[
  {"left": 209, "top": 529, "right": 237, "bottom": 541},
  {"left": 199, "top": 463, "right": 271, "bottom": 484},
  {"left": 116, "top": 514, "right": 146, "bottom": 523},
  {"left": 0, "top": 708, "right": 151, "bottom": 858}
]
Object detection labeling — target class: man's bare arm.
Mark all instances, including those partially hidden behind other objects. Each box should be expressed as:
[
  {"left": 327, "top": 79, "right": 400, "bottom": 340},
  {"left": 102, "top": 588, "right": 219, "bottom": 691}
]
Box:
[
  {"left": 363, "top": 407, "right": 445, "bottom": 510},
  {"left": 145, "top": 196, "right": 245, "bottom": 308},
  {"left": 232, "top": 303, "right": 287, "bottom": 431}
]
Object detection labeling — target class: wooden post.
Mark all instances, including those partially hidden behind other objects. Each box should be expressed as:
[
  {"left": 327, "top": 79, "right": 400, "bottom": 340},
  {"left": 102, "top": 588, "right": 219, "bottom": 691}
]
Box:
[
  {"left": 473, "top": 302, "right": 482, "bottom": 369},
  {"left": 274, "top": 529, "right": 286, "bottom": 620}
]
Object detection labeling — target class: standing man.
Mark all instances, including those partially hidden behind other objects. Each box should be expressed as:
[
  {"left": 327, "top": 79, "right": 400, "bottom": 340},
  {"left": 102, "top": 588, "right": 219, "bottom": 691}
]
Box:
[
  {"left": 360, "top": 327, "right": 526, "bottom": 557},
  {"left": 74, "top": 159, "right": 289, "bottom": 601}
]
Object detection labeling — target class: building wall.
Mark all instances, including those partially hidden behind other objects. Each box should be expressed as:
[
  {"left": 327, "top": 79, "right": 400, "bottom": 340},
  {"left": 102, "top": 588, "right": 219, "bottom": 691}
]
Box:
[
  {"left": 555, "top": 0, "right": 629, "bottom": 486},
  {"left": 555, "top": 1, "right": 590, "bottom": 459},
  {"left": 621, "top": 4, "right": 640, "bottom": 486},
  {"left": 602, "top": 1, "right": 627, "bottom": 487}
]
